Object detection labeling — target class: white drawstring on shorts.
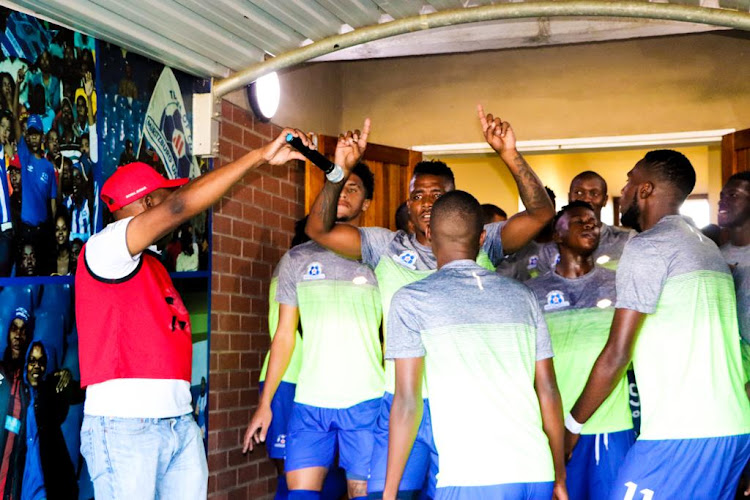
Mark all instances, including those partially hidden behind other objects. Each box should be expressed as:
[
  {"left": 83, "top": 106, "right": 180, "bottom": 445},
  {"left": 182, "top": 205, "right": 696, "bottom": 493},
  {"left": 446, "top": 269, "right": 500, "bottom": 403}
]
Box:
[{"left": 594, "top": 433, "right": 610, "bottom": 465}]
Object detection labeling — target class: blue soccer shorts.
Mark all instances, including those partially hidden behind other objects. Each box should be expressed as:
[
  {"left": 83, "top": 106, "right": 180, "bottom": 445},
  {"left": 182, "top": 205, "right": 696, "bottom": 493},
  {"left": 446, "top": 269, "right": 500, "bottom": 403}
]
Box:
[
  {"left": 259, "top": 381, "right": 297, "bottom": 460},
  {"left": 609, "top": 433, "right": 750, "bottom": 500},
  {"left": 566, "top": 429, "right": 636, "bottom": 500},
  {"left": 367, "top": 393, "right": 438, "bottom": 499},
  {"left": 286, "top": 398, "right": 380, "bottom": 480}
]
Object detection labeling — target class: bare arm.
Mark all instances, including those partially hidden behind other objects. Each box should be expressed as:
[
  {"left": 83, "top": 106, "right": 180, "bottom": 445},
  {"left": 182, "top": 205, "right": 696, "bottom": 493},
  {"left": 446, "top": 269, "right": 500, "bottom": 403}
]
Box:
[
  {"left": 382, "top": 357, "right": 424, "bottom": 500},
  {"left": 477, "top": 105, "right": 555, "bottom": 254},
  {"left": 565, "top": 308, "right": 643, "bottom": 456},
  {"left": 305, "top": 120, "right": 370, "bottom": 259},
  {"left": 242, "top": 303, "right": 299, "bottom": 453},
  {"left": 535, "top": 358, "right": 568, "bottom": 500},
  {"left": 83, "top": 71, "right": 95, "bottom": 126},
  {"left": 126, "top": 128, "right": 306, "bottom": 257},
  {"left": 13, "top": 66, "right": 24, "bottom": 141}
]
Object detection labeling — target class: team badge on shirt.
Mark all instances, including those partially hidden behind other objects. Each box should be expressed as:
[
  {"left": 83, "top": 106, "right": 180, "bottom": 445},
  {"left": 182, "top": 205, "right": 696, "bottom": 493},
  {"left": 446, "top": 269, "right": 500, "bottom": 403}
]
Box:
[
  {"left": 303, "top": 262, "right": 326, "bottom": 280},
  {"left": 527, "top": 255, "right": 539, "bottom": 270},
  {"left": 544, "top": 290, "right": 570, "bottom": 311},
  {"left": 393, "top": 250, "right": 417, "bottom": 270}
]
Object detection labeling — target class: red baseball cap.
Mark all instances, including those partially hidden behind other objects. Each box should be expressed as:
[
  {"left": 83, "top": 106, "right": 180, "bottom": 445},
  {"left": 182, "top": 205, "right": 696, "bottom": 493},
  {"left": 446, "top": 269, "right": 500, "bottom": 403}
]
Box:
[{"left": 101, "top": 162, "right": 189, "bottom": 212}]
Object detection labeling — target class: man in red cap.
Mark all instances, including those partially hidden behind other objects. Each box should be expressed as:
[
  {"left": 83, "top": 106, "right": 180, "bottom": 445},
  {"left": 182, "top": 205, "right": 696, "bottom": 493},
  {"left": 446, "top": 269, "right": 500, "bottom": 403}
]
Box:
[{"left": 75, "top": 128, "right": 308, "bottom": 500}]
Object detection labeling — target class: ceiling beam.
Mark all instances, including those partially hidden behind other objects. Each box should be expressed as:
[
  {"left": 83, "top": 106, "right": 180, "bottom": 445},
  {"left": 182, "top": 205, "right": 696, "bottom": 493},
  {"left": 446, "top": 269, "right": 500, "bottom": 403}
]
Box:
[{"left": 213, "top": 0, "right": 750, "bottom": 97}]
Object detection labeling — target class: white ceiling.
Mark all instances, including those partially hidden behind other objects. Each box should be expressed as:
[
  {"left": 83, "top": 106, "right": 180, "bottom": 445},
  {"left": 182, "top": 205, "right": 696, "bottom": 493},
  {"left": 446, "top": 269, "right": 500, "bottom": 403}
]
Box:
[{"left": 3, "top": 0, "right": 742, "bottom": 79}]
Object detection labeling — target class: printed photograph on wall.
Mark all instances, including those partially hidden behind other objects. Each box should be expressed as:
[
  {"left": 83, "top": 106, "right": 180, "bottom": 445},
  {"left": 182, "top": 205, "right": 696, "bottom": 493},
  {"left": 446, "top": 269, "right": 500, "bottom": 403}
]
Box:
[
  {"left": 0, "top": 8, "right": 99, "bottom": 278},
  {"left": 97, "top": 43, "right": 210, "bottom": 272},
  {"left": 0, "top": 7, "right": 212, "bottom": 499}
]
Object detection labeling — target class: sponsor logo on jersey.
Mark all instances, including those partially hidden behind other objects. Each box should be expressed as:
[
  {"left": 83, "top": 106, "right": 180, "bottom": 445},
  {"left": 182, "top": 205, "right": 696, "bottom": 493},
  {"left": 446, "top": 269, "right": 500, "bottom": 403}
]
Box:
[
  {"left": 596, "top": 298, "right": 613, "bottom": 309},
  {"left": 303, "top": 261, "right": 325, "bottom": 280},
  {"left": 393, "top": 250, "right": 417, "bottom": 270},
  {"left": 544, "top": 289, "right": 570, "bottom": 311}
]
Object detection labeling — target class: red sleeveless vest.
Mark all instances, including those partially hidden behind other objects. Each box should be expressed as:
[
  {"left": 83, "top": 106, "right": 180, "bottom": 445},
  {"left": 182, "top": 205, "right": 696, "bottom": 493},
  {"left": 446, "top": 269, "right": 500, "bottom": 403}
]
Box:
[{"left": 75, "top": 246, "right": 192, "bottom": 387}]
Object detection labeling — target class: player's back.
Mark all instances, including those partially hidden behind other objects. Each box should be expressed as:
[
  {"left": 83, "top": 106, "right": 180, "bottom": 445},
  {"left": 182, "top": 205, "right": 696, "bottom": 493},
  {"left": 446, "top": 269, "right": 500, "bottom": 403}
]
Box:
[
  {"left": 616, "top": 215, "right": 750, "bottom": 440},
  {"left": 390, "top": 260, "right": 554, "bottom": 487}
]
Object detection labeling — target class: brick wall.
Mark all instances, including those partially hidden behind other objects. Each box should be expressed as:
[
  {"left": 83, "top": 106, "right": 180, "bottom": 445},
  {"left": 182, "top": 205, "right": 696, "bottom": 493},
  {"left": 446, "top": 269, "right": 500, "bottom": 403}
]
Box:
[{"left": 208, "top": 99, "right": 305, "bottom": 499}]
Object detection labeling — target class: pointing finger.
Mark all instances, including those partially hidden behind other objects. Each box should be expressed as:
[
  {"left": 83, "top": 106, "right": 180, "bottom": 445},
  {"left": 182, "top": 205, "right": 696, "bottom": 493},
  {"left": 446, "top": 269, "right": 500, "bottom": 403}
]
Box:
[{"left": 477, "top": 104, "right": 488, "bottom": 130}]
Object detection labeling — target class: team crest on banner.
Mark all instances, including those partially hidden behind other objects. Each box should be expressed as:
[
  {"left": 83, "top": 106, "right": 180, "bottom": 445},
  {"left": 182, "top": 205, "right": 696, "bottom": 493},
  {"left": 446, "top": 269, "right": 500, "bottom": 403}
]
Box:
[
  {"left": 544, "top": 290, "right": 570, "bottom": 311},
  {"left": 141, "top": 67, "right": 200, "bottom": 180}
]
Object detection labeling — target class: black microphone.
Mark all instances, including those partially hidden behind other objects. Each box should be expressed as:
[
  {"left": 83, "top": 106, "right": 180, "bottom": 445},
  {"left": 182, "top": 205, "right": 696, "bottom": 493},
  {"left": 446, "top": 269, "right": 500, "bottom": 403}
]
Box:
[{"left": 285, "top": 133, "right": 344, "bottom": 182}]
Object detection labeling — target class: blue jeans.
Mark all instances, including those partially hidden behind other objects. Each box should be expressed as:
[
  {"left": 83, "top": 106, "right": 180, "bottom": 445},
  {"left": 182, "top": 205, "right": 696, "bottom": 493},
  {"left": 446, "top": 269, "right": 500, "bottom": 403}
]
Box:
[{"left": 80, "top": 414, "right": 208, "bottom": 500}]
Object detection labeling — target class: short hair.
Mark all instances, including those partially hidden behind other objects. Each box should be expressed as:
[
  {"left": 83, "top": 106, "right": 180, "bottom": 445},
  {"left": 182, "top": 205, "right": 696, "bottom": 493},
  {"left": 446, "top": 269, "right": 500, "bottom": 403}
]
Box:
[
  {"left": 639, "top": 150, "right": 696, "bottom": 200},
  {"left": 431, "top": 190, "right": 484, "bottom": 242},
  {"left": 54, "top": 204, "right": 71, "bottom": 227},
  {"left": 545, "top": 186, "right": 557, "bottom": 206},
  {"left": 481, "top": 204, "right": 506, "bottom": 224},
  {"left": 395, "top": 201, "right": 410, "bottom": 232},
  {"left": 350, "top": 163, "right": 374, "bottom": 200},
  {"left": 727, "top": 171, "right": 750, "bottom": 185},
  {"left": 552, "top": 200, "right": 595, "bottom": 229},
  {"left": 412, "top": 160, "right": 455, "bottom": 189},
  {"left": 571, "top": 170, "right": 608, "bottom": 194}
]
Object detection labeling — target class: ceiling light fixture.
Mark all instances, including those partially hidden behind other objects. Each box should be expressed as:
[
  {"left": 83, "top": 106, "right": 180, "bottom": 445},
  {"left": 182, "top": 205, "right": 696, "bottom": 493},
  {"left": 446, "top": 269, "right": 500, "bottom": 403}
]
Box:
[{"left": 247, "top": 71, "right": 280, "bottom": 122}]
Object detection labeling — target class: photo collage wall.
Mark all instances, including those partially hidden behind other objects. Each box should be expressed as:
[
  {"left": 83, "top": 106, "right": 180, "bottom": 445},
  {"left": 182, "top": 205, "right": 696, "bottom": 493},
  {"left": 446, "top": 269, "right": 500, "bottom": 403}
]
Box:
[{"left": 0, "top": 7, "right": 211, "bottom": 499}]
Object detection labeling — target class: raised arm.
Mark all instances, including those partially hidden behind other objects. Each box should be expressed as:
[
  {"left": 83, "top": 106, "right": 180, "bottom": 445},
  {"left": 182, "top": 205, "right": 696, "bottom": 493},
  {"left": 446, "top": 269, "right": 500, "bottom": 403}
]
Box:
[
  {"left": 125, "top": 128, "right": 306, "bottom": 257},
  {"left": 83, "top": 71, "right": 95, "bottom": 127},
  {"left": 534, "top": 358, "right": 568, "bottom": 500},
  {"left": 565, "top": 308, "right": 643, "bottom": 457},
  {"left": 383, "top": 357, "right": 424, "bottom": 500},
  {"left": 12, "top": 66, "right": 24, "bottom": 142},
  {"left": 305, "top": 119, "right": 370, "bottom": 259},
  {"left": 242, "top": 303, "right": 300, "bottom": 453},
  {"left": 478, "top": 105, "right": 554, "bottom": 254}
]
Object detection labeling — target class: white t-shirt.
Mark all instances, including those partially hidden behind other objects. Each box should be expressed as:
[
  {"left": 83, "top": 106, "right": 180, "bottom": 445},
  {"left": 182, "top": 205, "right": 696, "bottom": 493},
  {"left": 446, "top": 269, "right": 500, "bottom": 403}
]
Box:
[{"left": 82, "top": 216, "right": 193, "bottom": 418}]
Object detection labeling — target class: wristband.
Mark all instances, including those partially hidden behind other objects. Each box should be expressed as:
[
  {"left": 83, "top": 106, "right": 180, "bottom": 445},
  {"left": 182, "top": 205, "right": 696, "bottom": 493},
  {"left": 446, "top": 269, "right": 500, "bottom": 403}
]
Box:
[
  {"left": 326, "top": 164, "right": 344, "bottom": 183},
  {"left": 564, "top": 412, "right": 584, "bottom": 434}
]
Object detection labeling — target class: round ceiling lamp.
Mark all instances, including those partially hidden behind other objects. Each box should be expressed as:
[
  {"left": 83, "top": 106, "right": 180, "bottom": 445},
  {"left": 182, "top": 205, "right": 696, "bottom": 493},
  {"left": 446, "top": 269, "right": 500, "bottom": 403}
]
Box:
[{"left": 247, "top": 71, "right": 280, "bottom": 122}]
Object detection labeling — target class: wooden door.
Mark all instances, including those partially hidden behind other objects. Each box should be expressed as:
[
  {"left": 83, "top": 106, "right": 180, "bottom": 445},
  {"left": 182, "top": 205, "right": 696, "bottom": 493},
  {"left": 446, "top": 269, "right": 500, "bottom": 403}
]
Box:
[
  {"left": 722, "top": 128, "right": 750, "bottom": 184},
  {"left": 304, "top": 135, "right": 422, "bottom": 230}
]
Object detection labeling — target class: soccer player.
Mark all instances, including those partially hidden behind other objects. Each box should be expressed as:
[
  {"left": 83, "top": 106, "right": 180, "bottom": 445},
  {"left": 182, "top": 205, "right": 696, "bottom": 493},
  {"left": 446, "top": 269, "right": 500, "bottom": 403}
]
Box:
[
  {"left": 496, "top": 187, "right": 556, "bottom": 281},
  {"left": 537, "top": 172, "right": 633, "bottom": 275},
  {"left": 305, "top": 107, "right": 555, "bottom": 498},
  {"left": 383, "top": 190, "right": 567, "bottom": 500},
  {"left": 565, "top": 150, "right": 750, "bottom": 499},
  {"left": 256, "top": 216, "right": 346, "bottom": 500},
  {"left": 480, "top": 203, "right": 507, "bottom": 223},
  {"left": 526, "top": 201, "right": 634, "bottom": 499},
  {"left": 718, "top": 172, "right": 750, "bottom": 383},
  {"left": 244, "top": 162, "right": 383, "bottom": 500},
  {"left": 258, "top": 217, "right": 306, "bottom": 499}
]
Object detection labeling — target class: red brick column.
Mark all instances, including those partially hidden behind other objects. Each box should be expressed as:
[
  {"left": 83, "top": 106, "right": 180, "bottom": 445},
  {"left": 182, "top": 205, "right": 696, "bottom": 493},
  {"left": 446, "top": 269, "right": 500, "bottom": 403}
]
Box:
[{"left": 208, "top": 99, "right": 305, "bottom": 499}]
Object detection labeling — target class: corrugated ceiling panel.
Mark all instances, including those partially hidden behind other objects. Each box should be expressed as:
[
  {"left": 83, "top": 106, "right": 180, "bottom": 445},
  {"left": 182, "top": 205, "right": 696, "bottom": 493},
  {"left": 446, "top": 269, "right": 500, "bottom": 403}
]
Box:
[
  {"left": 92, "top": 0, "right": 264, "bottom": 68},
  {"left": 247, "top": 0, "right": 344, "bottom": 40},
  {"left": 211, "top": 0, "right": 308, "bottom": 56},
  {"left": 370, "top": 0, "right": 423, "bottom": 18},
  {"left": 179, "top": 0, "right": 298, "bottom": 59},
  {"left": 314, "top": 0, "right": 384, "bottom": 27}
]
